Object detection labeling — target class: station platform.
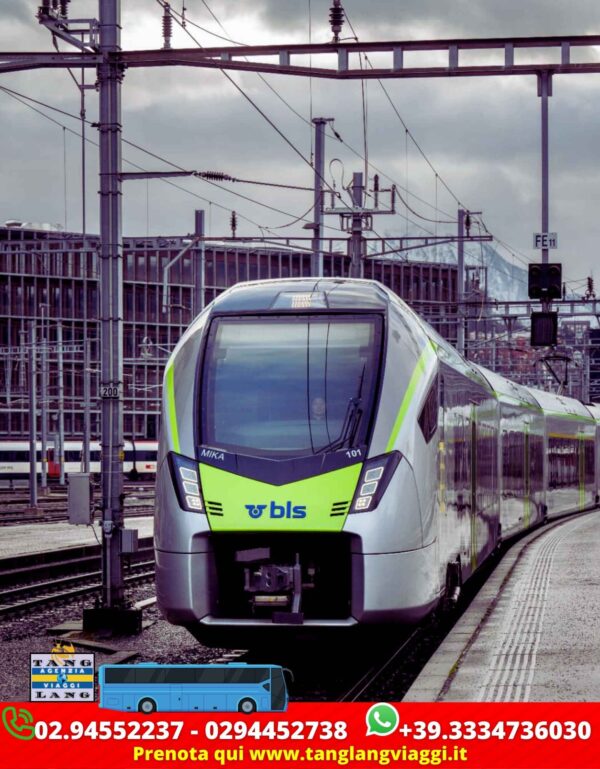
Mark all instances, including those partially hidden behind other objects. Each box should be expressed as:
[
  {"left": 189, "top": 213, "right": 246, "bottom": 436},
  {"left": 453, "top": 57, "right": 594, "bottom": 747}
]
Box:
[
  {"left": 404, "top": 509, "right": 600, "bottom": 702},
  {"left": 0, "top": 516, "right": 154, "bottom": 559}
]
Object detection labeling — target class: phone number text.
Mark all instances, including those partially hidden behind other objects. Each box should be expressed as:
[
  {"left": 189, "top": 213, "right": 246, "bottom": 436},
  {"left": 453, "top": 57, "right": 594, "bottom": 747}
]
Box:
[
  {"left": 33, "top": 720, "right": 349, "bottom": 741},
  {"left": 403, "top": 721, "right": 591, "bottom": 741}
]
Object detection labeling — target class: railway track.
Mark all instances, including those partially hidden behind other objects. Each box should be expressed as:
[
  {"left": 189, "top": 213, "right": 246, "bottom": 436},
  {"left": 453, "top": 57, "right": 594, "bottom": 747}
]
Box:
[
  {"left": 0, "top": 482, "right": 154, "bottom": 504},
  {"left": 0, "top": 538, "right": 155, "bottom": 616},
  {"left": 0, "top": 502, "right": 155, "bottom": 526},
  {"left": 337, "top": 628, "right": 423, "bottom": 702}
]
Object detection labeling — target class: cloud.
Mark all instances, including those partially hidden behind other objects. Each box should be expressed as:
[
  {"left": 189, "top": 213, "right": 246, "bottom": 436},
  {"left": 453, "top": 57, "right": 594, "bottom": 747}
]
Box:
[{"left": 1, "top": 0, "right": 600, "bottom": 285}]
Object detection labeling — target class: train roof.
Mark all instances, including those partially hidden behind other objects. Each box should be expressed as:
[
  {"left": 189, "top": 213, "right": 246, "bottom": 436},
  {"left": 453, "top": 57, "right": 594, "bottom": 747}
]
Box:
[
  {"left": 526, "top": 386, "right": 595, "bottom": 422},
  {"left": 211, "top": 278, "right": 391, "bottom": 313},
  {"left": 472, "top": 365, "right": 541, "bottom": 410},
  {"left": 583, "top": 403, "right": 600, "bottom": 423}
]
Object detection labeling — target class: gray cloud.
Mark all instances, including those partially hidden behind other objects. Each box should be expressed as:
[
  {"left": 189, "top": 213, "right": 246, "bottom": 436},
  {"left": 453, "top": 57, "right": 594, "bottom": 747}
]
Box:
[{"left": 1, "top": 0, "right": 600, "bottom": 286}]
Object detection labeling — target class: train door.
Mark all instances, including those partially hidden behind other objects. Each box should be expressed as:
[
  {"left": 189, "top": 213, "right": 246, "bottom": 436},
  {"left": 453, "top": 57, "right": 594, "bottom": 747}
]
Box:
[
  {"left": 470, "top": 404, "right": 477, "bottom": 571},
  {"left": 524, "top": 425, "right": 531, "bottom": 528},
  {"left": 47, "top": 447, "right": 60, "bottom": 479},
  {"left": 578, "top": 434, "right": 585, "bottom": 511},
  {"left": 438, "top": 375, "right": 447, "bottom": 516}
]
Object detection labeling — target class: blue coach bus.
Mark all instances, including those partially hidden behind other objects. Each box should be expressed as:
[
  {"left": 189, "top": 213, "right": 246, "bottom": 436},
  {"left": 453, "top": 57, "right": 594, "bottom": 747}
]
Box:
[{"left": 99, "top": 662, "right": 288, "bottom": 713}]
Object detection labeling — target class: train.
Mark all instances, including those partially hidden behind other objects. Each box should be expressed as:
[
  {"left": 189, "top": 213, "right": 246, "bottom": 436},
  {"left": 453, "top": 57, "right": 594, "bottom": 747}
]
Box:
[
  {"left": 0, "top": 440, "right": 158, "bottom": 482},
  {"left": 155, "top": 278, "right": 600, "bottom": 645}
]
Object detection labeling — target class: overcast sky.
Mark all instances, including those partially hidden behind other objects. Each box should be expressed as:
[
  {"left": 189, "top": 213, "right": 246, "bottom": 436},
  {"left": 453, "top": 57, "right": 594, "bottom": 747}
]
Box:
[{"left": 1, "top": 1, "right": 600, "bottom": 290}]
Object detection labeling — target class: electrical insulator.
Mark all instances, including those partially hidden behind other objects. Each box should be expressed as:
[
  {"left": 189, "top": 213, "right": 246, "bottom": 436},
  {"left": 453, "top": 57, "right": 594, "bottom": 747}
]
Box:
[
  {"left": 464, "top": 212, "right": 471, "bottom": 235},
  {"left": 329, "top": 0, "right": 345, "bottom": 44},
  {"left": 51, "top": 0, "right": 59, "bottom": 10},
  {"left": 162, "top": 3, "right": 173, "bottom": 50},
  {"left": 181, "top": 3, "right": 187, "bottom": 29},
  {"left": 230, "top": 211, "right": 237, "bottom": 237},
  {"left": 373, "top": 174, "right": 379, "bottom": 208},
  {"left": 586, "top": 276, "right": 596, "bottom": 299},
  {"left": 199, "top": 171, "right": 232, "bottom": 182},
  {"left": 60, "top": 0, "right": 69, "bottom": 18},
  {"left": 38, "top": 0, "right": 51, "bottom": 18}
]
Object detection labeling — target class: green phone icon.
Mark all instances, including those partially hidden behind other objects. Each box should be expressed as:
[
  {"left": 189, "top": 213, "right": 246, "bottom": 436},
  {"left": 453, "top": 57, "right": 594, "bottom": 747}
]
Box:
[
  {"left": 1, "top": 706, "right": 35, "bottom": 741},
  {"left": 366, "top": 703, "right": 399, "bottom": 736}
]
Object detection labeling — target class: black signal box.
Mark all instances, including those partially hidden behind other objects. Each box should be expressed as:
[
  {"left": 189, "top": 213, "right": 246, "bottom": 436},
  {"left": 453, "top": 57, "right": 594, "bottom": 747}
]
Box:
[
  {"left": 530, "top": 311, "right": 558, "bottom": 347},
  {"left": 528, "top": 263, "right": 562, "bottom": 300}
]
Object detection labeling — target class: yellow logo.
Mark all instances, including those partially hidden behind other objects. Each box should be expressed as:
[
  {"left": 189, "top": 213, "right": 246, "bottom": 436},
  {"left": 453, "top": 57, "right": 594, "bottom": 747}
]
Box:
[{"left": 50, "top": 641, "right": 76, "bottom": 666}]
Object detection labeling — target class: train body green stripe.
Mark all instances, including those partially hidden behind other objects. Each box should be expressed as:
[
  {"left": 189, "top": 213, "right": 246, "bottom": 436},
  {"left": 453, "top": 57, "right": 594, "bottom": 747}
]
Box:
[
  {"left": 166, "top": 363, "right": 181, "bottom": 453},
  {"left": 385, "top": 343, "right": 436, "bottom": 453}
]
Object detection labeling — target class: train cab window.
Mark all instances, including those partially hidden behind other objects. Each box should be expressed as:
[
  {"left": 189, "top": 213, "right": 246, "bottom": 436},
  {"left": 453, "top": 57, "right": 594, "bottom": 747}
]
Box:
[
  {"left": 202, "top": 315, "right": 383, "bottom": 458},
  {"left": 418, "top": 376, "right": 438, "bottom": 443}
]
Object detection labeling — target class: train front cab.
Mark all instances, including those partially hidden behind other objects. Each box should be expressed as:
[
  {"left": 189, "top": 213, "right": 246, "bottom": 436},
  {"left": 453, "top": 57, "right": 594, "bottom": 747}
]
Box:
[{"left": 155, "top": 280, "right": 448, "bottom": 641}]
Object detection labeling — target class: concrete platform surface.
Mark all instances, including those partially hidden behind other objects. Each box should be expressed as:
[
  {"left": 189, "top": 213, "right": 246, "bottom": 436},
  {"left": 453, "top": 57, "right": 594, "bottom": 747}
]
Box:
[
  {"left": 404, "top": 510, "right": 600, "bottom": 702},
  {"left": 0, "top": 516, "right": 154, "bottom": 558}
]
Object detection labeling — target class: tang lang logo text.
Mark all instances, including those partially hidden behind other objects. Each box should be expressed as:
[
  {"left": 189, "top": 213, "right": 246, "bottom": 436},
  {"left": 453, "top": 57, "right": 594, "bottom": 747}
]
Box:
[{"left": 30, "top": 652, "right": 95, "bottom": 702}]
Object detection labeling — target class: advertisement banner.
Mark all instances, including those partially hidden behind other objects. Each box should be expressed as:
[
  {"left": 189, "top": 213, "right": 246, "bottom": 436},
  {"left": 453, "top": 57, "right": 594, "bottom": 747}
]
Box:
[{"left": 2, "top": 701, "right": 599, "bottom": 769}]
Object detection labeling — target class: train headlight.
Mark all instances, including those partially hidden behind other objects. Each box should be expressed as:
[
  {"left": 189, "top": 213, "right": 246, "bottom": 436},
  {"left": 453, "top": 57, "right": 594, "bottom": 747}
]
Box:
[
  {"left": 168, "top": 453, "right": 205, "bottom": 513},
  {"left": 350, "top": 451, "right": 401, "bottom": 513}
]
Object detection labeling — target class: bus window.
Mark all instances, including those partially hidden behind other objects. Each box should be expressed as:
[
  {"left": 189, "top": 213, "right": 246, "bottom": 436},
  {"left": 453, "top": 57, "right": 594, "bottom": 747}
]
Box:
[{"left": 271, "top": 668, "right": 286, "bottom": 711}]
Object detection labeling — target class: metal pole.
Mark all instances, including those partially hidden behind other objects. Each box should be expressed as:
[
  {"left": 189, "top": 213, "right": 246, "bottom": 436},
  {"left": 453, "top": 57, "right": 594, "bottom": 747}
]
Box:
[
  {"left": 584, "top": 341, "right": 590, "bottom": 402},
  {"left": 83, "top": 337, "right": 91, "bottom": 473},
  {"left": 28, "top": 322, "right": 38, "bottom": 509},
  {"left": 99, "top": 0, "right": 124, "bottom": 608},
  {"left": 4, "top": 358, "right": 10, "bottom": 408},
  {"left": 81, "top": 64, "right": 87, "bottom": 241},
  {"left": 162, "top": 239, "right": 198, "bottom": 314},
  {"left": 539, "top": 71, "right": 552, "bottom": 266},
  {"left": 19, "top": 330, "right": 26, "bottom": 393},
  {"left": 57, "top": 323, "right": 65, "bottom": 485},
  {"left": 311, "top": 118, "right": 330, "bottom": 277},
  {"left": 193, "top": 209, "right": 205, "bottom": 314},
  {"left": 40, "top": 304, "right": 48, "bottom": 491},
  {"left": 457, "top": 209, "right": 465, "bottom": 356},
  {"left": 349, "top": 171, "right": 364, "bottom": 278}
]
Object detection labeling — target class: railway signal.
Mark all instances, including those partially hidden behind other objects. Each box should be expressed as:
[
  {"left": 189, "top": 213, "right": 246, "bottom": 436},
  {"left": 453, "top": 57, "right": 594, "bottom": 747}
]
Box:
[
  {"left": 528, "top": 263, "right": 562, "bottom": 347},
  {"left": 528, "top": 263, "right": 562, "bottom": 301}
]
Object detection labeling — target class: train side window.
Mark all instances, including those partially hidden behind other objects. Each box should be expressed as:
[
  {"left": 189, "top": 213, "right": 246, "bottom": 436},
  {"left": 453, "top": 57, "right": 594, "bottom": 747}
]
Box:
[{"left": 418, "top": 376, "right": 438, "bottom": 444}]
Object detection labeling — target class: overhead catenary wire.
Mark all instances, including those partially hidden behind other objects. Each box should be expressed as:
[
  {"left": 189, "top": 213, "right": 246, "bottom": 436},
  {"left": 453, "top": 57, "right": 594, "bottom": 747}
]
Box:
[
  {"left": 0, "top": 84, "right": 347, "bottom": 236},
  {"left": 0, "top": 86, "right": 284, "bottom": 236},
  {"left": 343, "top": 10, "right": 470, "bottom": 213},
  {"left": 155, "top": 0, "right": 348, "bottom": 211},
  {"left": 169, "top": 0, "right": 449, "bottom": 245},
  {"left": 9, "top": 10, "right": 544, "bottom": 283},
  {"left": 308, "top": 0, "right": 314, "bottom": 162},
  {"left": 168, "top": 1, "right": 315, "bottom": 131},
  {"left": 165, "top": 0, "right": 462, "bottom": 231},
  {"left": 170, "top": 0, "right": 541, "bottom": 274}
]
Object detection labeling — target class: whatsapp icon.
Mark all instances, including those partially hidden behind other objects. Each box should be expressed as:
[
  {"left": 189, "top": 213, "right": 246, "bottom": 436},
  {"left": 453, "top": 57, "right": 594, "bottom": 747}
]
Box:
[{"left": 365, "top": 702, "right": 399, "bottom": 736}]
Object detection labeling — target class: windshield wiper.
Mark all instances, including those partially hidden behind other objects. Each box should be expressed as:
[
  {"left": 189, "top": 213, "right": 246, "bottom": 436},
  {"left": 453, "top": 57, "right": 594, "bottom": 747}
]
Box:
[
  {"left": 315, "top": 365, "right": 366, "bottom": 455},
  {"left": 316, "top": 397, "right": 363, "bottom": 455}
]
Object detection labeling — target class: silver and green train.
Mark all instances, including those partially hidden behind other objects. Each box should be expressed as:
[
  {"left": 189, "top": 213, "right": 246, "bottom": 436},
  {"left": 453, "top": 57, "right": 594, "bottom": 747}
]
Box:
[{"left": 155, "top": 278, "right": 600, "bottom": 644}]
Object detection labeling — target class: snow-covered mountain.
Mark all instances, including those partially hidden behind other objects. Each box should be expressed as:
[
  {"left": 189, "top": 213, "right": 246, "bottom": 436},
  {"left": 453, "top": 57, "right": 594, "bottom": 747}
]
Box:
[{"left": 373, "top": 239, "right": 529, "bottom": 301}]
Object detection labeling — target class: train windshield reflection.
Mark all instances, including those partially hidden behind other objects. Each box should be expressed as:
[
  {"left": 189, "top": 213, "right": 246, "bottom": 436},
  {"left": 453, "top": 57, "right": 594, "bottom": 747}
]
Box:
[{"left": 201, "top": 315, "right": 382, "bottom": 457}]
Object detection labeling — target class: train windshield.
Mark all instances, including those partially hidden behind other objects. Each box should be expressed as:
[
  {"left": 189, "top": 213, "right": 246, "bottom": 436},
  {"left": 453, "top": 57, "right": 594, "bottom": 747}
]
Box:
[{"left": 202, "top": 315, "right": 382, "bottom": 457}]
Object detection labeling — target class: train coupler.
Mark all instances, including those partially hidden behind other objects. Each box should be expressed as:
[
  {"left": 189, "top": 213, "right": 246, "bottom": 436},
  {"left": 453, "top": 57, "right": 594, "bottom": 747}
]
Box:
[{"left": 236, "top": 548, "right": 305, "bottom": 624}]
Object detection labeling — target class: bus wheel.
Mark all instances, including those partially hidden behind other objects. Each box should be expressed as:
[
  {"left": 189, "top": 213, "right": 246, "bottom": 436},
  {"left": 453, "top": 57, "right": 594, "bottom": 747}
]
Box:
[
  {"left": 238, "top": 698, "right": 257, "bottom": 714},
  {"left": 138, "top": 698, "right": 157, "bottom": 713}
]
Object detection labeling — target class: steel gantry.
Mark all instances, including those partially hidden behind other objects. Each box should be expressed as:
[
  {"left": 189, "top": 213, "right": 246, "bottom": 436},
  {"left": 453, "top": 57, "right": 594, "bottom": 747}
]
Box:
[{"left": 2, "top": 1, "right": 600, "bottom": 620}]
